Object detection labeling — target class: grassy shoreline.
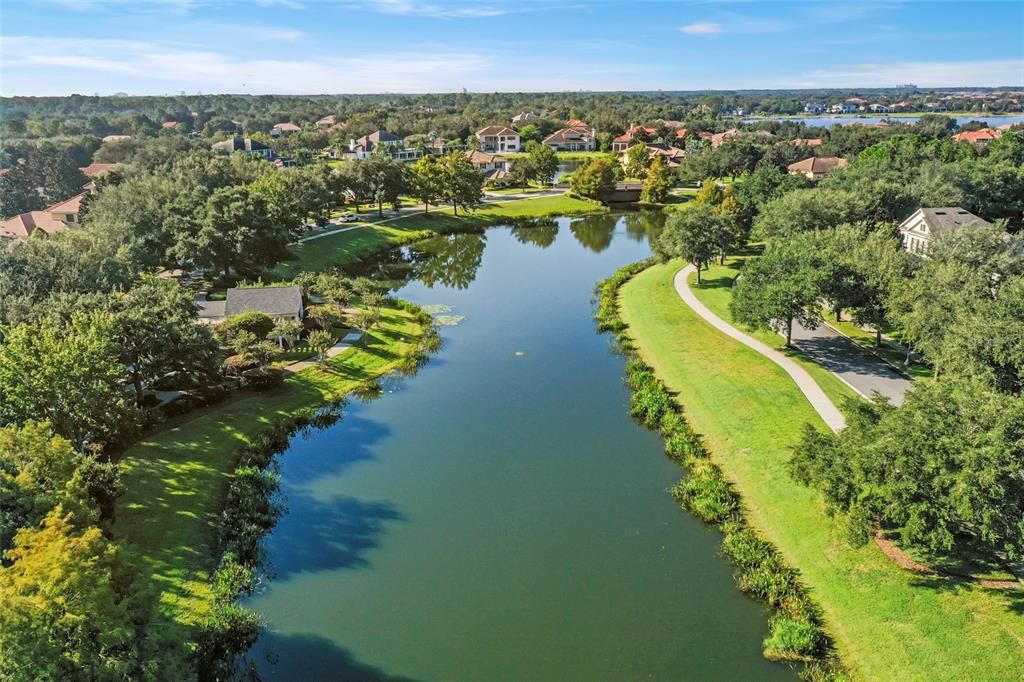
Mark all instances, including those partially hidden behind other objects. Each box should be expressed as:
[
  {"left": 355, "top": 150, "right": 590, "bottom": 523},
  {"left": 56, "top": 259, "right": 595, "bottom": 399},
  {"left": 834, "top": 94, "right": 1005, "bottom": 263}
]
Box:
[
  {"left": 618, "top": 260, "right": 1024, "bottom": 681},
  {"left": 276, "top": 194, "right": 604, "bottom": 278},
  {"left": 115, "top": 305, "right": 433, "bottom": 627}
]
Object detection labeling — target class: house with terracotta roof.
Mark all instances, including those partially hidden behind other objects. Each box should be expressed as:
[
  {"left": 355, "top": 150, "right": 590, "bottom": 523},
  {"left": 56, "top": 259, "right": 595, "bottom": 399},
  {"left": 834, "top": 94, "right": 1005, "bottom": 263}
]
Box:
[
  {"left": 787, "top": 156, "right": 848, "bottom": 181},
  {"left": 79, "top": 163, "right": 122, "bottom": 176},
  {"left": 542, "top": 127, "right": 596, "bottom": 152},
  {"left": 271, "top": 122, "right": 301, "bottom": 137},
  {"left": 0, "top": 192, "right": 87, "bottom": 240},
  {"left": 316, "top": 115, "right": 337, "bottom": 131},
  {"left": 475, "top": 126, "right": 520, "bottom": 153},
  {"left": 161, "top": 121, "right": 181, "bottom": 129},
  {"left": 710, "top": 128, "right": 742, "bottom": 148},
  {"left": 899, "top": 208, "right": 993, "bottom": 255},
  {"left": 952, "top": 128, "right": 1003, "bottom": 144},
  {"left": 612, "top": 125, "right": 658, "bottom": 152}
]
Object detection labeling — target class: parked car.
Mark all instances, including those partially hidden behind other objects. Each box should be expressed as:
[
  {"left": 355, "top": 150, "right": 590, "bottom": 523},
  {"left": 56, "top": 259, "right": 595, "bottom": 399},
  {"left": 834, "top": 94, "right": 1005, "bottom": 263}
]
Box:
[{"left": 339, "top": 213, "right": 358, "bottom": 223}]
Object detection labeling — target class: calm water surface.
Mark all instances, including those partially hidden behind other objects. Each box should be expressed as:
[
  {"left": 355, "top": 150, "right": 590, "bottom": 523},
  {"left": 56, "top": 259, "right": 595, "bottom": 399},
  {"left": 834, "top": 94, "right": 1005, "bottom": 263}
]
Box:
[
  {"left": 246, "top": 213, "right": 795, "bottom": 681},
  {"left": 744, "top": 114, "right": 1024, "bottom": 127}
]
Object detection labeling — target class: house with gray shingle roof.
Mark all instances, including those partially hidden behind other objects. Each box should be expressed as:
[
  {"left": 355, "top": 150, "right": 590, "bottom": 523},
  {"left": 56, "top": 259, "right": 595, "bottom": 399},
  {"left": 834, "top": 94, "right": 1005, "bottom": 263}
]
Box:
[
  {"left": 899, "top": 208, "right": 993, "bottom": 256},
  {"left": 198, "top": 286, "right": 304, "bottom": 324}
]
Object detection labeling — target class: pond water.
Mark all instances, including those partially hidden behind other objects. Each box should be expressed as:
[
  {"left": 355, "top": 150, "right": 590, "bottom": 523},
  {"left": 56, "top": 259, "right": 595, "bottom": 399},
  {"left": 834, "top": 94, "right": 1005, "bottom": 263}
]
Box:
[
  {"left": 743, "top": 115, "right": 1024, "bottom": 128},
  {"left": 245, "top": 212, "right": 796, "bottom": 681}
]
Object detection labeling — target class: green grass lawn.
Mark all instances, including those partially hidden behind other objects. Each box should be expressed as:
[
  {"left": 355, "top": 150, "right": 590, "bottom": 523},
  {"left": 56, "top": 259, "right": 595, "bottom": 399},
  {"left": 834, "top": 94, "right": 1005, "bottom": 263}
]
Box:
[
  {"left": 619, "top": 260, "right": 1024, "bottom": 682},
  {"left": 275, "top": 194, "right": 603, "bottom": 278},
  {"left": 115, "top": 306, "right": 429, "bottom": 626},
  {"left": 690, "top": 257, "right": 861, "bottom": 408}
]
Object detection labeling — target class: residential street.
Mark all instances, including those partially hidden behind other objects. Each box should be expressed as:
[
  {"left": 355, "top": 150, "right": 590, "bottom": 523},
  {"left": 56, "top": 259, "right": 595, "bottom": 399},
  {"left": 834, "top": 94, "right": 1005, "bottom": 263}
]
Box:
[{"left": 790, "top": 320, "right": 911, "bottom": 405}]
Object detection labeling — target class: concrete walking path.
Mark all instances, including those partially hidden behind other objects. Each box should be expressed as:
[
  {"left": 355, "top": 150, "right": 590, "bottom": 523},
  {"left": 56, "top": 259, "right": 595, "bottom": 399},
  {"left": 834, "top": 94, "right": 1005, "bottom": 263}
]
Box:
[
  {"left": 674, "top": 265, "right": 847, "bottom": 432},
  {"left": 282, "top": 329, "right": 365, "bottom": 375}
]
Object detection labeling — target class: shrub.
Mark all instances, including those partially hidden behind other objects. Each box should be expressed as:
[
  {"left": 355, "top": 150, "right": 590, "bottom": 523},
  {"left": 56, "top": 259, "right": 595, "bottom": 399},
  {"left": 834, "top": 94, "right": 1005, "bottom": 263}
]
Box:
[
  {"left": 217, "top": 311, "right": 275, "bottom": 344},
  {"left": 763, "top": 615, "right": 822, "bottom": 661},
  {"left": 737, "top": 554, "right": 799, "bottom": 607},
  {"left": 671, "top": 467, "right": 738, "bottom": 524},
  {"left": 721, "top": 525, "right": 775, "bottom": 569}
]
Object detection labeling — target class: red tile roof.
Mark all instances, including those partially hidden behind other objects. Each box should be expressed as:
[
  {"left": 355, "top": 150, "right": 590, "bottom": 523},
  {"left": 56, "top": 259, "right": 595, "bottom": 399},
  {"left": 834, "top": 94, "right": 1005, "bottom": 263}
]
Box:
[
  {"left": 952, "top": 128, "right": 1002, "bottom": 143},
  {"left": 567, "top": 119, "right": 588, "bottom": 128}
]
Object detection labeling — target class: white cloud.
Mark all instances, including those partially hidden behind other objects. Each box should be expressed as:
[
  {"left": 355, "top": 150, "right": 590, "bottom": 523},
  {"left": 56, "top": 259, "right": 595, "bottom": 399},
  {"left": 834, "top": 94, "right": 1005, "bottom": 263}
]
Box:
[
  {"left": 368, "top": 0, "right": 511, "bottom": 18},
  {"left": 680, "top": 22, "right": 721, "bottom": 35},
  {"left": 680, "top": 16, "right": 790, "bottom": 36}
]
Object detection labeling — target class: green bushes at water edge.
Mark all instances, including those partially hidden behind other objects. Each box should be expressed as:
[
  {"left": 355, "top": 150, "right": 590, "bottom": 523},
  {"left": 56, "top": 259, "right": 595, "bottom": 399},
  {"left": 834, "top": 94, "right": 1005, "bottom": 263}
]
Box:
[
  {"left": 594, "top": 262, "right": 847, "bottom": 678},
  {"left": 193, "top": 303, "right": 440, "bottom": 676}
]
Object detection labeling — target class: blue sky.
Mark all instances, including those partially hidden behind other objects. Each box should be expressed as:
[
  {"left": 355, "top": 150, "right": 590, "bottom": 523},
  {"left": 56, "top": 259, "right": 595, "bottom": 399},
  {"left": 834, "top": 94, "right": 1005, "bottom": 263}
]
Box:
[{"left": 1, "top": 1, "right": 1022, "bottom": 95}]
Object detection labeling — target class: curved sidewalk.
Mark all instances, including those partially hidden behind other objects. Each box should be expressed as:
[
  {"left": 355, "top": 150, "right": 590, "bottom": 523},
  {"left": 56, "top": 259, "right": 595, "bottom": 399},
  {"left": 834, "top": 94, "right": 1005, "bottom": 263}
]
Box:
[{"left": 673, "top": 265, "right": 846, "bottom": 432}]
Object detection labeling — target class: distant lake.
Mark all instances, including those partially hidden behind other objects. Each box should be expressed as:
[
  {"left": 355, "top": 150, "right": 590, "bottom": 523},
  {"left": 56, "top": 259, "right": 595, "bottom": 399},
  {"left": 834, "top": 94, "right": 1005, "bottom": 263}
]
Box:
[{"left": 743, "top": 115, "right": 1024, "bottom": 128}]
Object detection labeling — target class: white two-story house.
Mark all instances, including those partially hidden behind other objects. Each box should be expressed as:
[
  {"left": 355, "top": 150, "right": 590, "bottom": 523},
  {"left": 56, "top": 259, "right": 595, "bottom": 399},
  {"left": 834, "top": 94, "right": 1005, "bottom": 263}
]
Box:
[{"left": 475, "top": 126, "right": 520, "bottom": 153}]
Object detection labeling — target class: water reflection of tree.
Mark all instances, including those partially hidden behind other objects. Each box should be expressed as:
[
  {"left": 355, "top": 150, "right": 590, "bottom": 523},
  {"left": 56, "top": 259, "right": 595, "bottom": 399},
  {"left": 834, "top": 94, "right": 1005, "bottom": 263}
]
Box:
[
  {"left": 623, "top": 209, "right": 667, "bottom": 244},
  {"left": 569, "top": 213, "right": 619, "bottom": 253},
  {"left": 409, "top": 232, "right": 487, "bottom": 289},
  {"left": 510, "top": 219, "right": 558, "bottom": 249}
]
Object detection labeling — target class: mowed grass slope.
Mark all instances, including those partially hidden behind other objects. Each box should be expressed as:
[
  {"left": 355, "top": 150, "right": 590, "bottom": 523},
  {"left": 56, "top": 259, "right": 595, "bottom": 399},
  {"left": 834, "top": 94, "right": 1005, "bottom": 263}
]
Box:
[
  {"left": 688, "top": 257, "right": 861, "bottom": 409},
  {"left": 115, "top": 306, "right": 428, "bottom": 625},
  {"left": 619, "top": 261, "right": 1024, "bottom": 682},
  {"left": 276, "top": 194, "right": 602, "bottom": 277}
]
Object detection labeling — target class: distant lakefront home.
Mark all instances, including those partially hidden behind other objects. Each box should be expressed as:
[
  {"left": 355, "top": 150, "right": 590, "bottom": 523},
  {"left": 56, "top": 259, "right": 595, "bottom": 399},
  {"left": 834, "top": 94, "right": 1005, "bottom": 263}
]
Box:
[
  {"left": 198, "top": 286, "right": 304, "bottom": 325},
  {"left": 787, "top": 156, "right": 848, "bottom": 181},
  {"left": 211, "top": 137, "right": 274, "bottom": 160},
  {"left": 542, "top": 126, "right": 596, "bottom": 152},
  {"left": 347, "top": 130, "right": 421, "bottom": 161},
  {"left": 952, "top": 127, "right": 1003, "bottom": 144},
  {"left": 271, "top": 122, "right": 301, "bottom": 137},
  {"left": 612, "top": 125, "right": 658, "bottom": 152},
  {"left": 475, "top": 126, "right": 520, "bottom": 153},
  {"left": 899, "top": 207, "right": 993, "bottom": 255}
]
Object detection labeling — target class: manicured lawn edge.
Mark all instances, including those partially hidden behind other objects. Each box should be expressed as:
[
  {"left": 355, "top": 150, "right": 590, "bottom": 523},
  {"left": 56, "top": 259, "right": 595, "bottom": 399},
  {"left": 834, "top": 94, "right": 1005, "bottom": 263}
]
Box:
[
  {"left": 615, "top": 260, "right": 1024, "bottom": 682},
  {"left": 594, "top": 260, "right": 846, "bottom": 678},
  {"left": 276, "top": 194, "right": 605, "bottom": 278},
  {"left": 114, "top": 302, "right": 438, "bottom": 658}
]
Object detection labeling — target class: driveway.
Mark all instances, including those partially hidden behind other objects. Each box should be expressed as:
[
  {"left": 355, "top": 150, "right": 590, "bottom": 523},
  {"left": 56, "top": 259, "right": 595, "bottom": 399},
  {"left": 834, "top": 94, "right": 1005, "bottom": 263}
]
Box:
[{"left": 790, "top": 320, "right": 911, "bottom": 406}]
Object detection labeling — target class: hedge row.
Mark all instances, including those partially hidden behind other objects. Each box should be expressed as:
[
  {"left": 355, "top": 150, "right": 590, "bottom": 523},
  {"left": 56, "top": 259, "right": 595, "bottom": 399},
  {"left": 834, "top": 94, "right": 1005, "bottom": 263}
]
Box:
[{"left": 594, "top": 262, "right": 849, "bottom": 681}]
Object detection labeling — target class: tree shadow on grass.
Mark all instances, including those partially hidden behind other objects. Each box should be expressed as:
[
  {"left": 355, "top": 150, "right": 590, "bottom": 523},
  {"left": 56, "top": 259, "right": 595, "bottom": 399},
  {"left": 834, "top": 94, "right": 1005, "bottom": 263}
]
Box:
[
  {"left": 908, "top": 572, "right": 1024, "bottom": 616},
  {"left": 253, "top": 631, "right": 425, "bottom": 681}
]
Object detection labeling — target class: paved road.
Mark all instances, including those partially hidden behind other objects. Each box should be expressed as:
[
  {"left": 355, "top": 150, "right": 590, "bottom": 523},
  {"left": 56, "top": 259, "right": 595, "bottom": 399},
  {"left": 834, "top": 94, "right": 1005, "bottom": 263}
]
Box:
[
  {"left": 790, "top": 320, "right": 911, "bottom": 406},
  {"left": 674, "top": 265, "right": 846, "bottom": 432}
]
